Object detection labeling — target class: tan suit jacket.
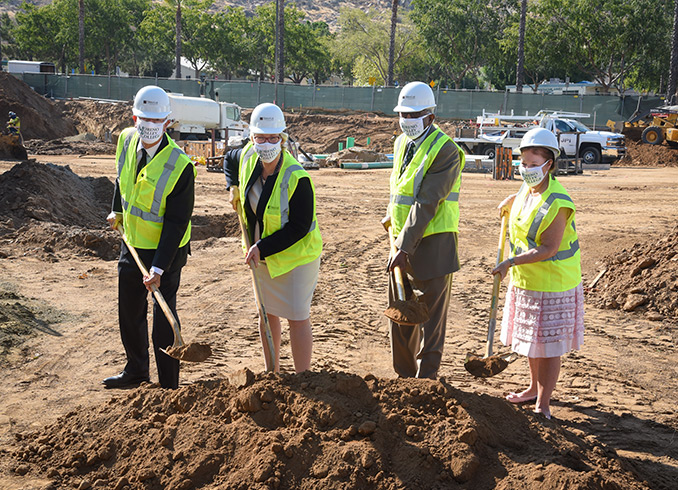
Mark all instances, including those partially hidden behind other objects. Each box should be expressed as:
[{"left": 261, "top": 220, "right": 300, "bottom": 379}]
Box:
[{"left": 394, "top": 133, "right": 462, "bottom": 282}]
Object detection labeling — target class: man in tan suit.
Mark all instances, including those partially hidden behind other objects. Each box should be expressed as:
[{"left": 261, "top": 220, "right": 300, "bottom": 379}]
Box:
[{"left": 386, "top": 82, "right": 465, "bottom": 379}]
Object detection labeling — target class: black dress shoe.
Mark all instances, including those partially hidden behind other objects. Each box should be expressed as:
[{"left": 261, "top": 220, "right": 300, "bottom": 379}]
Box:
[{"left": 102, "top": 371, "right": 150, "bottom": 389}]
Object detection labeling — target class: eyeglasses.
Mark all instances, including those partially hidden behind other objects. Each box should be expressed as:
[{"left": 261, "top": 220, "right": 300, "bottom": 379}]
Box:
[{"left": 253, "top": 135, "right": 281, "bottom": 144}]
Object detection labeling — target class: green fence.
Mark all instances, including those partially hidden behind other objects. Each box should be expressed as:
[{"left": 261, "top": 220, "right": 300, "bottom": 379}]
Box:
[{"left": 18, "top": 73, "right": 664, "bottom": 127}]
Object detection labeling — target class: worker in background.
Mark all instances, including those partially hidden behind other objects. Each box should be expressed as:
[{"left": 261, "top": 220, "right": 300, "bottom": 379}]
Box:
[
  {"left": 104, "top": 85, "right": 196, "bottom": 389},
  {"left": 224, "top": 103, "right": 322, "bottom": 373},
  {"left": 385, "top": 81, "right": 465, "bottom": 379},
  {"left": 7, "top": 111, "right": 21, "bottom": 140},
  {"left": 493, "top": 128, "right": 584, "bottom": 420}
]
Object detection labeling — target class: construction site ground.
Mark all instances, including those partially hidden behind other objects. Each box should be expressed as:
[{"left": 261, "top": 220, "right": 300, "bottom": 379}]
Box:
[
  {"left": 0, "top": 152, "right": 677, "bottom": 489},
  {"left": 1, "top": 72, "right": 678, "bottom": 489}
]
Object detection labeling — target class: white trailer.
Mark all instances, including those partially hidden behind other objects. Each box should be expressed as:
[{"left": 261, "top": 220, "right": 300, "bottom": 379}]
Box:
[{"left": 7, "top": 60, "right": 56, "bottom": 74}]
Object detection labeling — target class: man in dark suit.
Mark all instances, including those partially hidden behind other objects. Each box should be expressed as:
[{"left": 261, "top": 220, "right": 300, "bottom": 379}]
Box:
[
  {"left": 386, "top": 81, "right": 465, "bottom": 379},
  {"left": 104, "top": 85, "right": 195, "bottom": 389}
]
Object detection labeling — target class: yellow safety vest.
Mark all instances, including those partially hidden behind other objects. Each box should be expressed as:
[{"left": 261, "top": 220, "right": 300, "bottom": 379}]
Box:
[
  {"left": 388, "top": 126, "right": 465, "bottom": 237},
  {"left": 239, "top": 143, "right": 322, "bottom": 278},
  {"left": 509, "top": 178, "right": 581, "bottom": 292},
  {"left": 7, "top": 117, "right": 20, "bottom": 131},
  {"left": 116, "top": 127, "right": 195, "bottom": 249}
]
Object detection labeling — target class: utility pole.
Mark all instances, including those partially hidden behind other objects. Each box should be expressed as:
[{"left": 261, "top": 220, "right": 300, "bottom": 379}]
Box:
[
  {"left": 668, "top": 0, "right": 678, "bottom": 104},
  {"left": 79, "top": 0, "right": 85, "bottom": 74},
  {"left": 274, "top": 0, "right": 285, "bottom": 103},
  {"left": 515, "top": 0, "right": 527, "bottom": 93},
  {"left": 387, "top": 0, "right": 398, "bottom": 87}
]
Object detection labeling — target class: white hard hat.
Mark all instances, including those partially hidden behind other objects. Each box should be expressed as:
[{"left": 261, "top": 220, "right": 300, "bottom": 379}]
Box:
[
  {"left": 519, "top": 127, "right": 561, "bottom": 159},
  {"left": 249, "top": 103, "right": 286, "bottom": 134},
  {"left": 393, "top": 81, "right": 436, "bottom": 113},
  {"left": 133, "top": 85, "right": 171, "bottom": 119}
]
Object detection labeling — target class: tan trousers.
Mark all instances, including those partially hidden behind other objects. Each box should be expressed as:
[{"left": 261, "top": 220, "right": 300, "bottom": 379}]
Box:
[{"left": 388, "top": 272, "right": 453, "bottom": 379}]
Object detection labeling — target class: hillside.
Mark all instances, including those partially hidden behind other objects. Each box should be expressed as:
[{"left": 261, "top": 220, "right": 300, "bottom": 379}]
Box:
[{"left": 0, "top": 0, "right": 407, "bottom": 28}]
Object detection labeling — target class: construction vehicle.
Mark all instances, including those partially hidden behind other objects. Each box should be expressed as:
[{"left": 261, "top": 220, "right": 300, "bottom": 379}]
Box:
[
  {"left": 455, "top": 110, "right": 626, "bottom": 165},
  {"left": 622, "top": 105, "right": 678, "bottom": 147},
  {"left": 166, "top": 94, "right": 248, "bottom": 143}
]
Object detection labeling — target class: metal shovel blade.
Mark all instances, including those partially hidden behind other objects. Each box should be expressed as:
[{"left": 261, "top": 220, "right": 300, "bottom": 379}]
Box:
[{"left": 464, "top": 351, "right": 519, "bottom": 378}]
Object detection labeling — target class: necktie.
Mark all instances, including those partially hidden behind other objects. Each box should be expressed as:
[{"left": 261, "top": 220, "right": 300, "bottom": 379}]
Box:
[
  {"left": 137, "top": 149, "right": 148, "bottom": 177},
  {"left": 400, "top": 142, "right": 415, "bottom": 177}
]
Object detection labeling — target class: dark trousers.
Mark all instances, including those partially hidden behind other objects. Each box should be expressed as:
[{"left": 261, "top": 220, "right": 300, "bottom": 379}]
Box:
[
  {"left": 389, "top": 272, "right": 453, "bottom": 379},
  {"left": 117, "top": 243, "right": 186, "bottom": 389}
]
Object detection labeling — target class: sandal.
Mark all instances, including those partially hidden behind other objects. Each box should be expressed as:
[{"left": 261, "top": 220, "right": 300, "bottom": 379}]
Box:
[{"left": 505, "top": 392, "right": 537, "bottom": 404}]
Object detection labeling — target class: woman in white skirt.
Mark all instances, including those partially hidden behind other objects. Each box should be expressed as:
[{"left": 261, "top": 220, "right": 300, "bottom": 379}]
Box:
[
  {"left": 492, "top": 128, "right": 584, "bottom": 420},
  {"left": 224, "top": 103, "right": 322, "bottom": 373}
]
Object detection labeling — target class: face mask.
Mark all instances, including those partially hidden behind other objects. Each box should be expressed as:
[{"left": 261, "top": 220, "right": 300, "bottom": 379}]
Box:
[
  {"left": 136, "top": 119, "right": 166, "bottom": 144},
  {"left": 254, "top": 141, "right": 282, "bottom": 163},
  {"left": 399, "top": 115, "right": 428, "bottom": 139},
  {"left": 519, "top": 160, "right": 551, "bottom": 187}
]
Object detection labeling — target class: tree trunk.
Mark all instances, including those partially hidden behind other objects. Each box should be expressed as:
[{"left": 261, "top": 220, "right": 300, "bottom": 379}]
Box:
[
  {"left": 275, "top": 0, "right": 285, "bottom": 84},
  {"left": 79, "top": 0, "right": 85, "bottom": 74},
  {"left": 515, "top": 0, "right": 527, "bottom": 93},
  {"left": 175, "top": 1, "right": 182, "bottom": 79},
  {"left": 387, "top": 0, "right": 398, "bottom": 86},
  {"left": 668, "top": 0, "right": 678, "bottom": 104}
]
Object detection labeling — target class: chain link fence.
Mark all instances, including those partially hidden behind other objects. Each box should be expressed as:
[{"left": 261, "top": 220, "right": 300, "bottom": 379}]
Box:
[{"left": 18, "top": 73, "right": 664, "bottom": 127}]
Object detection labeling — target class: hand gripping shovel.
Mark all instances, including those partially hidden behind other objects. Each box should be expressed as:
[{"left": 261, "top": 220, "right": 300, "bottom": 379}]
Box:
[
  {"left": 464, "top": 213, "right": 518, "bottom": 377},
  {"left": 232, "top": 187, "right": 277, "bottom": 372},
  {"left": 381, "top": 217, "right": 429, "bottom": 326},
  {"left": 116, "top": 225, "right": 212, "bottom": 362}
]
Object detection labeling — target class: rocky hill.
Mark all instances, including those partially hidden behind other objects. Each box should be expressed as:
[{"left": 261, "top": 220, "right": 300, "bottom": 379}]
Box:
[{"left": 1, "top": 0, "right": 408, "bottom": 28}]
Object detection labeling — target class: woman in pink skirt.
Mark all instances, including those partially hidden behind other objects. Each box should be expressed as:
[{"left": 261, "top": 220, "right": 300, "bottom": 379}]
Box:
[{"left": 492, "top": 128, "right": 584, "bottom": 420}]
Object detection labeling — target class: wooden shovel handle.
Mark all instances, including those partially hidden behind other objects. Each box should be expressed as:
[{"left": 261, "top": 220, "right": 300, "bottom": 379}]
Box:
[
  {"left": 115, "top": 225, "right": 184, "bottom": 347},
  {"left": 231, "top": 187, "right": 277, "bottom": 372},
  {"left": 485, "top": 213, "right": 509, "bottom": 358}
]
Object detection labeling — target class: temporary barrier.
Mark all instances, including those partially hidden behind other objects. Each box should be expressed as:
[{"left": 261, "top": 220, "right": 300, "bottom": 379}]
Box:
[{"left": 493, "top": 147, "right": 514, "bottom": 180}]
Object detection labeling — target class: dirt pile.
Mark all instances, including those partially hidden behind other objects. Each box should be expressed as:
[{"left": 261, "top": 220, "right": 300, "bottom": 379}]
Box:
[
  {"left": 0, "top": 161, "right": 117, "bottom": 259},
  {"left": 23, "top": 138, "right": 116, "bottom": 155},
  {"left": 6, "top": 370, "right": 649, "bottom": 490},
  {"left": 0, "top": 72, "right": 77, "bottom": 141},
  {"left": 0, "top": 133, "right": 28, "bottom": 160},
  {"left": 588, "top": 225, "right": 678, "bottom": 321},
  {"left": 616, "top": 140, "right": 678, "bottom": 167},
  {"left": 56, "top": 99, "right": 133, "bottom": 143},
  {"left": 285, "top": 110, "right": 463, "bottom": 155}
]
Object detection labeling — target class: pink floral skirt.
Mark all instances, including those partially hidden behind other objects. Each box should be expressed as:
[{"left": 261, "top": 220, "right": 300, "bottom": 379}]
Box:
[{"left": 500, "top": 282, "right": 585, "bottom": 358}]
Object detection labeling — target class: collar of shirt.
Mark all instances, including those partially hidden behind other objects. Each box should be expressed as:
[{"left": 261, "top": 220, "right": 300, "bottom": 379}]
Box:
[{"left": 136, "top": 137, "right": 162, "bottom": 163}]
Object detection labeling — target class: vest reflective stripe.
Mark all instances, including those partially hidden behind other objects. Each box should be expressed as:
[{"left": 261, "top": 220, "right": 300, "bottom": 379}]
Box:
[
  {"left": 389, "top": 127, "right": 464, "bottom": 237},
  {"left": 238, "top": 144, "right": 322, "bottom": 278},
  {"left": 116, "top": 128, "right": 194, "bottom": 249},
  {"left": 508, "top": 178, "right": 581, "bottom": 292}
]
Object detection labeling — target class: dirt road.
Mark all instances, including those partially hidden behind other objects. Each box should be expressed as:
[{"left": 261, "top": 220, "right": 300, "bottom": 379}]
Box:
[{"left": 0, "top": 156, "right": 677, "bottom": 489}]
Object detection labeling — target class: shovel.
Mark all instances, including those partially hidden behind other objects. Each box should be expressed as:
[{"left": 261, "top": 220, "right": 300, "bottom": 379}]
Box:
[
  {"left": 464, "top": 213, "right": 518, "bottom": 377},
  {"left": 381, "top": 217, "right": 430, "bottom": 326},
  {"left": 115, "top": 225, "right": 212, "bottom": 362},
  {"left": 232, "top": 187, "right": 277, "bottom": 372}
]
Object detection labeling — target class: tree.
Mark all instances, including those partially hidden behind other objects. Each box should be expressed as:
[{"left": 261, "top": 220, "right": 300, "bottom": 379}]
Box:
[
  {"left": 668, "top": 0, "right": 678, "bottom": 103},
  {"left": 210, "top": 7, "right": 250, "bottom": 80},
  {"left": 515, "top": 0, "right": 526, "bottom": 92},
  {"left": 334, "top": 8, "right": 419, "bottom": 85},
  {"left": 387, "top": 0, "right": 398, "bottom": 86},
  {"left": 285, "top": 20, "right": 332, "bottom": 84},
  {"left": 161, "top": 0, "right": 184, "bottom": 78},
  {"left": 411, "top": 0, "right": 503, "bottom": 88},
  {"left": 79, "top": 0, "right": 85, "bottom": 73}
]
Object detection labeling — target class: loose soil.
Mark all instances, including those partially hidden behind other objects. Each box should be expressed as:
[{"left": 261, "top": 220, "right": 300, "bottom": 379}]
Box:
[
  {"left": 615, "top": 139, "right": 678, "bottom": 167},
  {"left": 1, "top": 81, "right": 678, "bottom": 490}
]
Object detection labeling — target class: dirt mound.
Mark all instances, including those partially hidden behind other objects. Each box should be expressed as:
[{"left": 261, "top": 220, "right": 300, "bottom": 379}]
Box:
[
  {"left": 56, "top": 99, "right": 133, "bottom": 143},
  {"left": 588, "top": 226, "right": 678, "bottom": 321},
  {"left": 285, "top": 110, "right": 463, "bottom": 155},
  {"left": 0, "top": 161, "right": 118, "bottom": 259},
  {"left": 0, "top": 133, "right": 28, "bottom": 160},
  {"left": 615, "top": 139, "right": 678, "bottom": 167},
  {"left": 0, "top": 72, "right": 77, "bottom": 141},
  {"left": 23, "top": 138, "right": 116, "bottom": 155},
  {"left": 6, "top": 370, "right": 648, "bottom": 490}
]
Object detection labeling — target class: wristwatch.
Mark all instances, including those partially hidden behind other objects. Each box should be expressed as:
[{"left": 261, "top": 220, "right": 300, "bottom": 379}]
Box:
[{"left": 508, "top": 257, "right": 516, "bottom": 267}]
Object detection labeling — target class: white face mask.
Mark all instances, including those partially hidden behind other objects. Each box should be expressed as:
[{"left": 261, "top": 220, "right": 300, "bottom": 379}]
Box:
[
  {"left": 399, "top": 115, "right": 428, "bottom": 139},
  {"left": 136, "top": 119, "right": 166, "bottom": 144},
  {"left": 254, "top": 141, "right": 282, "bottom": 163},
  {"left": 519, "top": 160, "right": 551, "bottom": 187}
]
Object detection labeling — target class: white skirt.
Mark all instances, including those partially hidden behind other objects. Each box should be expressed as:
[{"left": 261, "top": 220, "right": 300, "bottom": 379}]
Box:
[{"left": 253, "top": 257, "right": 320, "bottom": 321}]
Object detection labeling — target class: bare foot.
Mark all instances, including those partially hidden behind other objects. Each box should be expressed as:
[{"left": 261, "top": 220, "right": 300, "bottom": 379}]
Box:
[{"left": 533, "top": 407, "right": 552, "bottom": 420}]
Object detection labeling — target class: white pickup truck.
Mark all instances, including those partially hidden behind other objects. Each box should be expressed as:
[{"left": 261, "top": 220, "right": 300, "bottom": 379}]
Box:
[{"left": 454, "top": 111, "right": 626, "bottom": 165}]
